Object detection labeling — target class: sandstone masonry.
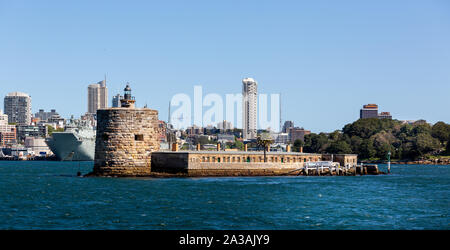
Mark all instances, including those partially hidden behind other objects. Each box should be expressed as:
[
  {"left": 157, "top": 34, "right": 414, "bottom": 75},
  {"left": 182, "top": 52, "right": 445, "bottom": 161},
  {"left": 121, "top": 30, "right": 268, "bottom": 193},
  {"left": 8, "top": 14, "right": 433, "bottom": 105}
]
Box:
[{"left": 92, "top": 107, "right": 160, "bottom": 176}]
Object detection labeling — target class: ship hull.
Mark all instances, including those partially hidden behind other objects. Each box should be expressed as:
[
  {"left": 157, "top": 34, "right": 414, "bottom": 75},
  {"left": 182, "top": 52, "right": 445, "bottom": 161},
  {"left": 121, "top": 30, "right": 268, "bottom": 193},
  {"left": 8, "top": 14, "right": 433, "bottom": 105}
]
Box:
[{"left": 46, "top": 132, "right": 95, "bottom": 161}]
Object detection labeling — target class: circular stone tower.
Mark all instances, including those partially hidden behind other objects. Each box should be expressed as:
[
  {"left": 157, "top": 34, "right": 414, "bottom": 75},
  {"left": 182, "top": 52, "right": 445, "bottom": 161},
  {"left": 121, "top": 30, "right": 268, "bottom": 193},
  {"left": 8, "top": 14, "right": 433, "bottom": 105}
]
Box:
[{"left": 92, "top": 84, "right": 160, "bottom": 176}]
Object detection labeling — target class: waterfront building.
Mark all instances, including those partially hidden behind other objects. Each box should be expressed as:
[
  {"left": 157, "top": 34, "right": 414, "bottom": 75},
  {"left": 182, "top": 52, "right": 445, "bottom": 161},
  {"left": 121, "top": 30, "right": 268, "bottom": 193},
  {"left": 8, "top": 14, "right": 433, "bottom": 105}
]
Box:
[
  {"left": 0, "top": 110, "right": 16, "bottom": 146},
  {"left": 87, "top": 80, "right": 108, "bottom": 114},
  {"left": 242, "top": 78, "right": 258, "bottom": 140},
  {"left": 0, "top": 125, "right": 16, "bottom": 146},
  {"left": 16, "top": 125, "right": 47, "bottom": 142},
  {"left": 112, "top": 94, "right": 121, "bottom": 108},
  {"left": 24, "top": 136, "right": 51, "bottom": 156},
  {"left": 151, "top": 151, "right": 358, "bottom": 177},
  {"left": 289, "top": 127, "right": 311, "bottom": 143},
  {"left": 282, "top": 121, "right": 294, "bottom": 133},
  {"left": 4, "top": 92, "right": 32, "bottom": 125},
  {"left": 0, "top": 130, "right": 16, "bottom": 146}
]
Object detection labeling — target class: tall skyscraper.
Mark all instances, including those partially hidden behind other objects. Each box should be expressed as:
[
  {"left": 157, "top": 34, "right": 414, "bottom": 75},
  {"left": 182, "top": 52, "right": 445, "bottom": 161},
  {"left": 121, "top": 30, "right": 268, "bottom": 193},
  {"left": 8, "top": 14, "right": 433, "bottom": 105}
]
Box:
[
  {"left": 87, "top": 80, "right": 108, "bottom": 114},
  {"left": 4, "top": 92, "right": 32, "bottom": 125},
  {"left": 242, "top": 78, "right": 258, "bottom": 140}
]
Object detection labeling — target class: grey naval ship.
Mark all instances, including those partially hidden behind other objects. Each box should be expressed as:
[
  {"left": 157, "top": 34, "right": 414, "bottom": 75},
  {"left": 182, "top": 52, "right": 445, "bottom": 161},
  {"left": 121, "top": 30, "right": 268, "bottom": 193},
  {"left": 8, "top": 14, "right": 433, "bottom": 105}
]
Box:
[{"left": 46, "top": 118, "right": 96, "bottom": 161}]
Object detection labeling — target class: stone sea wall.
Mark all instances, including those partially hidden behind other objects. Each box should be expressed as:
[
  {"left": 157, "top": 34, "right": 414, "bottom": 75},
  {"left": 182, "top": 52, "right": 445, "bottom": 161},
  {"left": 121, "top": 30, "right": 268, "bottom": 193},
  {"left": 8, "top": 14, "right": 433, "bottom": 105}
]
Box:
[{"left": 151, "top": 152, "right": 360, "bottom": 177}]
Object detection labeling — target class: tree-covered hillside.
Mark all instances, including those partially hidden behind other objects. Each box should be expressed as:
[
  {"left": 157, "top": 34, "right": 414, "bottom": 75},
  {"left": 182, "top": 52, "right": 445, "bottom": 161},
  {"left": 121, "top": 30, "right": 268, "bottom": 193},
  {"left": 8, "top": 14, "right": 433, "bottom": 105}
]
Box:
[{"left": 299, "top": 119, "right": 450, "bottom": 160}]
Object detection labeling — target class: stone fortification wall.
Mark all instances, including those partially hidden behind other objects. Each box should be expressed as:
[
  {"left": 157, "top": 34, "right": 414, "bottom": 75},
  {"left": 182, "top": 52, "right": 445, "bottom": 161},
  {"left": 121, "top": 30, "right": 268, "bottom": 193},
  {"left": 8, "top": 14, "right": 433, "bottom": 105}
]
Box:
[
  {"left": 92, "top": 108, "right": 160, "bottom": 177},
  {"left": 151, "top": 152, "right": 310, "bottom": 176}
]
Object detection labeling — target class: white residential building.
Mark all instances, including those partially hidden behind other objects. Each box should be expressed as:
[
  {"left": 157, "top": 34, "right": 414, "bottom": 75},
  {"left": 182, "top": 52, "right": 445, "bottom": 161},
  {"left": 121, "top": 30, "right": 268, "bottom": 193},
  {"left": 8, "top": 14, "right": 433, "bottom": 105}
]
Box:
[
  {"left": 242, "top": 78, "right": 257, "bottom": 140},
  {"left": 0, "top": 109, "right": 8, "bottom": 126}
]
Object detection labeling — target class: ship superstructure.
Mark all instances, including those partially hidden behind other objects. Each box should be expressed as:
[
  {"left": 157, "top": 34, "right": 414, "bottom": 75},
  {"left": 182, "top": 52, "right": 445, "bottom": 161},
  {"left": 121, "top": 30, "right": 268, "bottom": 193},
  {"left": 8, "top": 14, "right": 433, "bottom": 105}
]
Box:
[{"left": 45, "top": 117, "right": 96, "bottom": 161}]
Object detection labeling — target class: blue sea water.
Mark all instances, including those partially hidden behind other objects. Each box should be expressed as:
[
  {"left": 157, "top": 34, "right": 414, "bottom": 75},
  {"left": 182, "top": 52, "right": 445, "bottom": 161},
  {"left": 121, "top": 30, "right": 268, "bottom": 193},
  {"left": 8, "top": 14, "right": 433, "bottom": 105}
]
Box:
[{"left": 0, "top": 161, "right": 448, "bottom": 230}]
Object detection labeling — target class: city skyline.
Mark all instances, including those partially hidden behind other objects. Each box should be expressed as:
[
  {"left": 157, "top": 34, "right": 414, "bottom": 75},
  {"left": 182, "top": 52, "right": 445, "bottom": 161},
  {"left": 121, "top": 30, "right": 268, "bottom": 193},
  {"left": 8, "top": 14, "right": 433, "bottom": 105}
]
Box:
[{"left": 1, "top": 1, "right": 449, "bottom": 133}]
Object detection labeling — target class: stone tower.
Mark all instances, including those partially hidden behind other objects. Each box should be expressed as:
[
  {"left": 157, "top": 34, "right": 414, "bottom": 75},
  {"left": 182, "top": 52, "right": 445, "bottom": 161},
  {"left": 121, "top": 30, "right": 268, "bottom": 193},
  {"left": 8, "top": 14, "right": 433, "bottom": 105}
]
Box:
[{"left": 92, "top": 84, "right": 160, "bottom": 176}]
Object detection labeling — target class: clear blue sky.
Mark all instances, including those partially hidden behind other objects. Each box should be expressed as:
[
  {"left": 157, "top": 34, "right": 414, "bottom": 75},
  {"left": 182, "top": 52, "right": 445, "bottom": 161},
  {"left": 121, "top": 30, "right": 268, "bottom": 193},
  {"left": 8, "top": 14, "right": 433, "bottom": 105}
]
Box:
[{"left": 1, "top": 0, "right": 449, "bottom": 133}]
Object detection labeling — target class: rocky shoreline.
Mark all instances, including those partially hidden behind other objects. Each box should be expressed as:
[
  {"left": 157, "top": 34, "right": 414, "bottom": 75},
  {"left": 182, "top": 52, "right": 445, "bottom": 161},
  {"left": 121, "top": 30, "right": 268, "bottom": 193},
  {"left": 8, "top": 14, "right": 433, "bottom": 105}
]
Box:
[{"left": 362, "top": 158, "right": 450, "bottom": 165}]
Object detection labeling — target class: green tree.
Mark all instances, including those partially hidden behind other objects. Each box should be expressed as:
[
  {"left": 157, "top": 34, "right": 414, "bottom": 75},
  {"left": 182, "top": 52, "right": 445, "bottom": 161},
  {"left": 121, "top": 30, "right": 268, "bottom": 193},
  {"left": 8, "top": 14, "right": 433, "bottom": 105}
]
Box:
[
  {"left": 303, "top": 133, "right": 329, "bottom": 153},
  {"left": 47, "top": 125, "right": 55, "bottom": 136},
  {"left": 292, "top": 139, "right": 304, "bottom": 152},
  {"left": 234, "top": 139, "right": 244, "bottom": 151},
  {"left": 349, "top": 136, "right": 363, "bottom": 153},
  {"left": 445, "top": 140, "right": 450, "bottom": 156},
  {"left": 257, "top": 133, "right": 273, "bottom": 162},
  {"left": 343, "top": 118, "right": 400, "bottom": 139},
  {"left": 326, "top": 140, "right": 352, "bottom": 154},
  {"left": 431, "top": 121, "right": 450, "bottom": 143},
  {"left": 359, "top": 139, "right": 376, "bottom": 159},
  {"left": 47, "top": 125, "right": 63, "bottom": 136},
  {"left": 413, "top": 133, "right": 441, "bottom": 157}
]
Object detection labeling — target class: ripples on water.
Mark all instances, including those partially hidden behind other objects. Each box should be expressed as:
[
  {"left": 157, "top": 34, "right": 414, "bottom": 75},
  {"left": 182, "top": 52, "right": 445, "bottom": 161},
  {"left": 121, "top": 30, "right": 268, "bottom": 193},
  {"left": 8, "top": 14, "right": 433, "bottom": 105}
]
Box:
[{"left": 0, "top": 161, "right": 448, "bottom": 229}]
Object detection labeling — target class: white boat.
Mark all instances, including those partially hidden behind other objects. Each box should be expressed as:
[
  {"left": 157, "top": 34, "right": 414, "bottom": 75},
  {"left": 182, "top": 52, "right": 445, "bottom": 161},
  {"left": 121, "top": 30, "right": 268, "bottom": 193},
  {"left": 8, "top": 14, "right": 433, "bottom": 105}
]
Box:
[{"left": 45, "top": 118, "right": 95, "bottom": 161}]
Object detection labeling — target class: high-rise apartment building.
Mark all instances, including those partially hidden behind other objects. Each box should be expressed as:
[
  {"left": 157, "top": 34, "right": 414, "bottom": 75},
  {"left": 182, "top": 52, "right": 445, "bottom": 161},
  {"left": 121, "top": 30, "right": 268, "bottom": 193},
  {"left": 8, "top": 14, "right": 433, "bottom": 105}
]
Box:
[
  {"left": 4, "top": 92, "right": 32, "bottom": 125},
  {"left": 112, "top": 94, "right": 121, "bottom": 108},
  {"left": 242, "top": 78, "right": 258, "bottom": 140},
  {"left": 87, "top": 80, "right": 108, "bottom": 114}
]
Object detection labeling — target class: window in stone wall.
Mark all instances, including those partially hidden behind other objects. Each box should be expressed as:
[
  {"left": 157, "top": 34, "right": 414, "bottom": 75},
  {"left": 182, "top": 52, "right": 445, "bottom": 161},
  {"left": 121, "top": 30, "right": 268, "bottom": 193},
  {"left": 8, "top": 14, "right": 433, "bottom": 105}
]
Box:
[{"left": 135, "top": 134, "right": 144, "bottom": 141}]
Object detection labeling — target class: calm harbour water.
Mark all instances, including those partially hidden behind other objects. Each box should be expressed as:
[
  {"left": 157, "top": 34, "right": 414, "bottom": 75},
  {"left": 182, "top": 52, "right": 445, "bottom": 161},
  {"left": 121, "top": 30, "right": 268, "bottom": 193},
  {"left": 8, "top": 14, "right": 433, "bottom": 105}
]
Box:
[{"left": 0, "top": 161, "right": 448, "bottom": 230}]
